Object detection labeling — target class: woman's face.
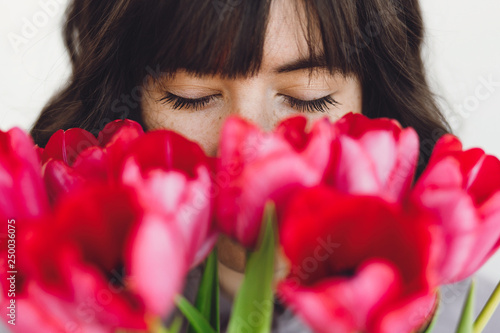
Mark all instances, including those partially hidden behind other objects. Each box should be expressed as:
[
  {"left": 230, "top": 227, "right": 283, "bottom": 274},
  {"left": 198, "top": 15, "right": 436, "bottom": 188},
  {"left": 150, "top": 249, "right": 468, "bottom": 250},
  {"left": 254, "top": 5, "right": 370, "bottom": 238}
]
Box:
[{"left": 141, "top": 0, "right": 362, "bottom": 156}]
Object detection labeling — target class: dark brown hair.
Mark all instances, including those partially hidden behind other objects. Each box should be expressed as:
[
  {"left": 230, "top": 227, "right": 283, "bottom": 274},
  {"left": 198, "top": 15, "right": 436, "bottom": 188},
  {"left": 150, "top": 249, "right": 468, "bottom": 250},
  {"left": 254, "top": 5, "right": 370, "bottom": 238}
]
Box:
[{"left": 30, "top": 0, "right": 450, "bottom": 177}]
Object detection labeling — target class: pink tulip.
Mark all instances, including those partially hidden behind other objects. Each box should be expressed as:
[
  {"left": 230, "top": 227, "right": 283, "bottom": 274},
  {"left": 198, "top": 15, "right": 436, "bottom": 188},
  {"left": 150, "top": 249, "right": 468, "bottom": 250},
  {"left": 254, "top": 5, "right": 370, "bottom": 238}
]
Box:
[
  {"left": 325, "top": 113, "right": 420, "bottom": 202},
  {"left": 126, "top": 213, "right": 187, "bottom": 317},
  {"left": 0, "top": 127, "right": 50, "bottom": 306},
  {"left": 1, "top": 258, "right": 147, "bottom": 333},
  {"left": 0, "top": 124, "right": 192, "bottom": 328},
  {"left": 215, "top": 115, "right": 333, "bottom": 248},
  {"left": 121, "top": 130, "right": 216, "bottom": 267},
  {"left": 412, "top": 134, "right": 500, "bottom": 283},
  {"left": 0, "top": 127, "right": 49, "bottom": 221},
  {"left": 41, "top": 119, "right": 143, "bottom": 167},
  {"left": 0, "top": 128, "right": 51, "bottom": 330},
  {"left": 277, "top": 186, "right": 438, "bottom": 333},
  {"left": 2, "top": 181, "right": 192, "bottom": 330},
  {"left": 42, "top": 120, "right": 144, "bottom": 201},
  {"left": 1, "top": 123, "right": 213, "bottom": 329},
  {"left": 1, "top": 182, "right": 152, "bottom": 331},
  {"left": 41, "top": 127, "right": 98, "bottom": 166}
]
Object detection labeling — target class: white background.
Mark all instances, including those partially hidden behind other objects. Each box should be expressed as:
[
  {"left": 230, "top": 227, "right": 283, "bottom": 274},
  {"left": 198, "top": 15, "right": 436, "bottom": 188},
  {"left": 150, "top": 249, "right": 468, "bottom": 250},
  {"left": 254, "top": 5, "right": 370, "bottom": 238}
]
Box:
[{"left": 0, "top": 0, "right": 499, "bottom": 329}]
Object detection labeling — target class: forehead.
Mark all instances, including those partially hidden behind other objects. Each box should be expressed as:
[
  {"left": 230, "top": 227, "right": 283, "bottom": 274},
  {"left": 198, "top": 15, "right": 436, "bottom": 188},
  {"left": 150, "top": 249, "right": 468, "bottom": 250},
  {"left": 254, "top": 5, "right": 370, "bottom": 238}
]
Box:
[
  {"left": 261, "top": 0, "right": 322, "bottom": 72},
  {"left": 146, "top": 0, "right": 331, "bottom": 81}
]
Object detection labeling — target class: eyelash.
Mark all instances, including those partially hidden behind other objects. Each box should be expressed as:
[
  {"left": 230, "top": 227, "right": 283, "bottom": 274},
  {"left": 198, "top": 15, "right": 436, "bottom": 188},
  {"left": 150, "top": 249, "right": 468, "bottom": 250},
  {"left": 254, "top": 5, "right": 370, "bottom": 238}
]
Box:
[
  {"left": 281, "top": 94, "right": 339, "bottom": 113},
  {"left": 159, "top": 93, "right": 217, "bottom": 111},
  {"left": 158, "top": 93, "right": 339, "bottom": 113}
]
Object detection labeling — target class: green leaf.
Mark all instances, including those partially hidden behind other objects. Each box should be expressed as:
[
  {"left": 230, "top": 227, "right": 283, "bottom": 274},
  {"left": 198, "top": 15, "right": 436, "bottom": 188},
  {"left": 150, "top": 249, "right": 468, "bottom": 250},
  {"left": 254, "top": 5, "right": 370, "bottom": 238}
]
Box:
[
  {"left": 167, "top": 317, "right": 184, "bottom": 333},
  {"left": 456, "top": 280, "right": 475, "bottom": 333},
  {"left": 227, "top": 201, "right": 277, "bottom": 333},
  {"left": 118, "top": 316, "right": 169, "bottom": 333},
  {"left": 189, "top": 249, "right": 220, "bottom": 333},
  {"left": 421, "top": 294, "right": 440, "bottom": 333},
  {"left": 474, "top": 279, "right": 500, "bottom": 333},
  {"left": 176, "top": 295, "right": 217, "bottom": 333},
  {"left": 155, "top": 325, "right": 170, "bottom": 333},
  {"left": 422, "top": 313, "right": 438, "bottom": 333}
]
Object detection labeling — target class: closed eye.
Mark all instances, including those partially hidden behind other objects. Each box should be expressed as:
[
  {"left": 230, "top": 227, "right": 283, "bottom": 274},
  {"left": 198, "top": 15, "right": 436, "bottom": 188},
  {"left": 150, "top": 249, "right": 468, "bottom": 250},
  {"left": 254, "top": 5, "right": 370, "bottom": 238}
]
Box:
[
  {"left": 158, "top": 92, "right": 220, "bottom": 111},
  {"left": 279, "top": 94, "right": 340, "bottom": 113},
  {"left": 158, "top": 92, "right": 340, "bottom": 113}
]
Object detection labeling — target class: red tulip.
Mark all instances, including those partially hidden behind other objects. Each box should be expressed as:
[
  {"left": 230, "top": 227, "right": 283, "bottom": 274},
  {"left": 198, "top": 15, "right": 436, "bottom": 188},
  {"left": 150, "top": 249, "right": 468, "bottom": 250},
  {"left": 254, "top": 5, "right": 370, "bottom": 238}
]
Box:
[
  {"left": 0, "top": 128, "right": 51, "bottom": 331},
  {"left": 2, "top": 181, "right": 194, "bottom": 331},
  {"left": 42, "top": 120, "right": 144, "bottom": 201},
  {"left": 82, "top": 119, "right": 145, "bottom": 180},
  {"left": 126, "top": 213, "right": 187, "bottom": 317},
  {"left": 0, "top": 127, "right": 49, "bottom": 221},
  {"left": 41, "top": 127, "right": 99, "bottom": 166},
  {"left": 41, "top": 119, "right": 143, "bottom": 166},
  {"left": 325, "top": 113, "right": 419, "bottom": 202},
  {"left": 277, "top": 186, "right": 438, "bottom": 333},
  {"left": 2, "top": 258, "right": 147, "bottom": 333},
  {"left": 215, "top": 115, "right": 333, "bottom": 248},
  {"left": 121, "top": 130, "right": 216, "bottom": 267},
  {"left": 1, "top": 121, "right": 215, "bottom": 330},
  {"left": 1, "top": 183, "right": 152, "bottom": 332},
  {"left": 412, "top": 134, "right": 500, "bottom": 283},
  {"left": 39, "top": 121, "right": 214, "bottom": 313},
  {"left": 0, "top": 127, "right": 50, "bottom": 303}
]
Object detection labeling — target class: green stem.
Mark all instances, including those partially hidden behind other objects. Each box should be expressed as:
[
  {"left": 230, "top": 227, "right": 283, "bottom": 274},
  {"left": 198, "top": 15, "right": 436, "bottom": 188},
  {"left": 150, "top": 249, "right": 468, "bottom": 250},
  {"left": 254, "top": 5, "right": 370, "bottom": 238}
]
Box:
[{"left": 474, "top": 280, "right": 500, "bottom": 333}]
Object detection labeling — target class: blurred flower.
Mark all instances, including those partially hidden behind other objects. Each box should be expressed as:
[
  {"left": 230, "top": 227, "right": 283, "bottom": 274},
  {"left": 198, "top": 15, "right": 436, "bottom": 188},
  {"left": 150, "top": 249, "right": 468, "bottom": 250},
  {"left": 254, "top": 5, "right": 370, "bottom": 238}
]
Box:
[
  {"left": 120, "top": 130, "right": 216, "bottom": 268},
  {"left": 1, "top": 123, "right": 215, "bottom": 330},
  {"left": 0, "top": 127, "right": 50, "bottom": 307},
  {"left": 40, "top": 119, "right": 215, "bottom": 266},
  {"left": 41, "top": 120, "right": 144, "bottom": 202},
  {"left": 40, "top": 127, "right": 97, "bottom": 166},
  {"left": 215, "top": 115, "right": 333, "bottom": 248},
  {"left": 0, "top": 127, "right": 49, "bottom": 221},
  {"left": 412, "top": 134, "right": 500, "bottom": 284},
  {"left": 278, "top": 186, "right": 438, "bottom": 333},
  {"left": 3, "top": 185, "right": 149, "bottom": 332},
  {"left": 3, "top": 114, "right": 500, "bottom": 333},
  {"left": 324, "top": 113, "right": 420, "bottom": 202},
  {"left": 0, "top": 131, "right": 152, "bottom": 331}
]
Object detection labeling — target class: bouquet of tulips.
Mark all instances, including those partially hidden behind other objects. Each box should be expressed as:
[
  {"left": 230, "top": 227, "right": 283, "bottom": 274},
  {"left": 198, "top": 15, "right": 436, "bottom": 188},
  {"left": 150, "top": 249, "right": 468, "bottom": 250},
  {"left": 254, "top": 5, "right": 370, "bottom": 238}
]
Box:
[{"left": 1, "top": 113, "right": 500, "bottom": 333}]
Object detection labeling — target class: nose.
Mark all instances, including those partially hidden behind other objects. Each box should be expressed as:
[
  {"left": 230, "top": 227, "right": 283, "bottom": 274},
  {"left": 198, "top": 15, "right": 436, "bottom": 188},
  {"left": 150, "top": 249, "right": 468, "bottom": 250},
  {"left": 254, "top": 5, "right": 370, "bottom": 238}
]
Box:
[{"left": 226, "top": 80, "right": 275, "bottom": 132}]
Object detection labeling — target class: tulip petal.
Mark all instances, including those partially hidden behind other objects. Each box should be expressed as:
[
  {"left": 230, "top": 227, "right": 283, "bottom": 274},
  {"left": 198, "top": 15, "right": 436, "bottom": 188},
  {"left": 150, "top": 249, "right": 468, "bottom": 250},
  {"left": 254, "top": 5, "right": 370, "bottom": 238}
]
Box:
[
  {"left": 279, "top": 186, "right": 436, "bottom": 332},
  {"left": 97, "top": 119, "right": 144, "bottom": 147},
  {"left": 217, "top": 115, "right": 332, "bottom": 248},
  {"left": 42, "top": 128, "right": 98, "bottom": 166},
  {"left": 278, "top": 261, "right": 403, "bottom": 333},
  {"left": 414, "top": 135, "right": 500, "bottom": 283},
  {"left": 122, "top": 158, "right": 213, "bottom": 264},
  {"left": 327, "top": 113, "right": 419, "bottom": 201},
  {"left": 0, "top": 128, "right": 49, "bottom": 220},
  {"left": 127, "top": 215, "right": 187, "bottom": 317},
  {"left": 375, "top": 291, "right": 437, "bottom": 333},
  {"left": 467, "top": 154, "right": 500, "bottom": 206},
  {"left": 43, "top": 160, "right": 85, "bottom": 203}
]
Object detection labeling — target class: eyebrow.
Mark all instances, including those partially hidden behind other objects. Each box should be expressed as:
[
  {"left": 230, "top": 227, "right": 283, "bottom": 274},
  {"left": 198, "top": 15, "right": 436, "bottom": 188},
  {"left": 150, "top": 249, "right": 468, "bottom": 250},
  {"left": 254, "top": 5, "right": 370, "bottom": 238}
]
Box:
[{"left": 273, "top": 53, "right": 328, "bottom": 74}]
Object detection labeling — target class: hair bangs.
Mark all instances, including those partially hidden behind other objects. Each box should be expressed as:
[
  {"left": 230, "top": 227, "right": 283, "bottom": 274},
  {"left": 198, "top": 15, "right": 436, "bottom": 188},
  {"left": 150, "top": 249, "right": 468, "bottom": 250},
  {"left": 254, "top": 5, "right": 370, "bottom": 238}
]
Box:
[
  {"left": 136, "top": 0, "right": 368, "bottom": 82},
  {"left": 136, "top": 0, "right": 273, "bottom": 80},
  {"left": 293, "top": 0, "right": 364, "bottom": 79}
]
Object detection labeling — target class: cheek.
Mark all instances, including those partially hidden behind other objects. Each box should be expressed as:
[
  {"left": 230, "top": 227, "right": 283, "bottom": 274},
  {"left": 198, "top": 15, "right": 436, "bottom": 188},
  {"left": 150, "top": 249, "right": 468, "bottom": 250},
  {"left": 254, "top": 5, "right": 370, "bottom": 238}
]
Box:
[{"left": 142, "top": 96, "right": 224, "bottom": 157}]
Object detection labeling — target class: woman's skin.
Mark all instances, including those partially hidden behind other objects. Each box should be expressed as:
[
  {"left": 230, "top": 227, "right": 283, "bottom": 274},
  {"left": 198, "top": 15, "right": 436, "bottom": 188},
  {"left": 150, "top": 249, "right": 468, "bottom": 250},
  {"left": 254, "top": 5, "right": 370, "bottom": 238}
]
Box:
[{"left": 141, "top": 0, "right": 362, "bottom": 298}]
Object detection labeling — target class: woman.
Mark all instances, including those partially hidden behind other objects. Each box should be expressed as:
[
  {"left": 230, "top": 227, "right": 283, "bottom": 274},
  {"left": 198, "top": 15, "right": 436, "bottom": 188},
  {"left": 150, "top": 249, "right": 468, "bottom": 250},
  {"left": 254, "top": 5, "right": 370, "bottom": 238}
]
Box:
[{"left": 30, "top": 0, "right": 451, "bottom": 331}]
